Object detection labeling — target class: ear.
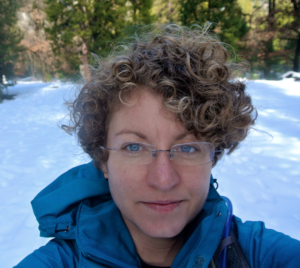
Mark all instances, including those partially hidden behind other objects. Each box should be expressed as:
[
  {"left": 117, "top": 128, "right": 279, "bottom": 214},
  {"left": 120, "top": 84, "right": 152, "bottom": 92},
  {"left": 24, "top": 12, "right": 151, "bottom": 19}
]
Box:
[{"left": 101, "top": 163, "right": 109, "bottom": 179}]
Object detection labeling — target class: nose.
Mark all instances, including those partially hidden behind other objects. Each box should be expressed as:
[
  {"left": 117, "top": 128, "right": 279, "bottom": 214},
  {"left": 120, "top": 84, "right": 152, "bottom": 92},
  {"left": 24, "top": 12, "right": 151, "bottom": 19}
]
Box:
[{"left": 146, "top": 151, "right": 180, "bottom": 192}]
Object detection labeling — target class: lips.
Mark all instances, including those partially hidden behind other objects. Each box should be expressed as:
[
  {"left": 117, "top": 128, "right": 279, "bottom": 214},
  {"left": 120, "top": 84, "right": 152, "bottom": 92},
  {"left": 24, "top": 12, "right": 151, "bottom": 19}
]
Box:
[{"left": 142, "top": 200, "right": 182, "bottom": 213}]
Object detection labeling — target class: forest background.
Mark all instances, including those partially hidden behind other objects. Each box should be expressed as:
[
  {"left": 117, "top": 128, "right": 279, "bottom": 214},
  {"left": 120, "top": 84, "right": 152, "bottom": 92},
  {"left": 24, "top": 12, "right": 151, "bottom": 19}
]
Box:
[{"left": 1, "top": 0, "right": 300, "bottom": 86}]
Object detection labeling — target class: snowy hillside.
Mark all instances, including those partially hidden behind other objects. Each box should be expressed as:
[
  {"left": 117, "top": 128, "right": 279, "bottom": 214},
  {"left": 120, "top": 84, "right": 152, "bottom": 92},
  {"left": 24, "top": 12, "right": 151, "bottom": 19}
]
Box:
[{"left": 0, "top": 80, "right": 299, "bottom": 267}]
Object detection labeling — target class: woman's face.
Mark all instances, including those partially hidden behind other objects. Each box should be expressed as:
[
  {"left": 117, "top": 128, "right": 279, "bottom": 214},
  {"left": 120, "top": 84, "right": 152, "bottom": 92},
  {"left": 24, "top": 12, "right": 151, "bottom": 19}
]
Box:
[{"left": 103, "top": 88, "right": 212, "bottom": 239}]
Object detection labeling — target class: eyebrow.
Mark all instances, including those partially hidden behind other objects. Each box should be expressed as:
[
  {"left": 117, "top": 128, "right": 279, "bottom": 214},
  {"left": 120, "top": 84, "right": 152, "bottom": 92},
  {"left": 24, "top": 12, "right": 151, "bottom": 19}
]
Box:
[
  {"left": 115, "top": 130, "right": 191, "bottom": 141},
  {"left": 115, "top": 130, "right": 147, "bottom": 140},
  {"left": 175, "top": 132, "right": 191, "bottom": 140}
]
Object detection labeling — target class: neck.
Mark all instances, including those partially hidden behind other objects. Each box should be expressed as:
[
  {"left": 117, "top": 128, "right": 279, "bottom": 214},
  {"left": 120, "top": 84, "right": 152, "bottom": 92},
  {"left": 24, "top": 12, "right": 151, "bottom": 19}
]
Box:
[
  {"left": 137, "top": 235, "right": 185, "bottom": 267},
  {"left": 124, "top": 219, "right": 186, "bottom": 267}
]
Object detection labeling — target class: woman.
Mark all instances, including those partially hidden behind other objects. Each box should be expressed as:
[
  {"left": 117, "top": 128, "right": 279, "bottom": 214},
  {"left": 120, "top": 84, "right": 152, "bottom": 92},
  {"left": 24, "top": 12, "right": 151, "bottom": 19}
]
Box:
[{"left": 15, "top": 24, "right": 300, "bottom": 268}]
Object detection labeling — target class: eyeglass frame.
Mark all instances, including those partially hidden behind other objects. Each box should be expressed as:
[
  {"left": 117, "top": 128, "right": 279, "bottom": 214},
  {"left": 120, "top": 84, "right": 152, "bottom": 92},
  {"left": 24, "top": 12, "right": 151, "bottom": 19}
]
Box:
[{"left": 100, "top": 141, "right": 224, "bottom": 166}]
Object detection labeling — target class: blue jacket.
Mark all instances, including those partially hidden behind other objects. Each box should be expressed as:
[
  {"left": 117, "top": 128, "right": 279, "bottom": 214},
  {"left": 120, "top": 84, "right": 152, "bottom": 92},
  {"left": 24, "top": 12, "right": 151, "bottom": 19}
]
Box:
[{"left": 15, "top": 161, "right": 300, "bottom": 268}]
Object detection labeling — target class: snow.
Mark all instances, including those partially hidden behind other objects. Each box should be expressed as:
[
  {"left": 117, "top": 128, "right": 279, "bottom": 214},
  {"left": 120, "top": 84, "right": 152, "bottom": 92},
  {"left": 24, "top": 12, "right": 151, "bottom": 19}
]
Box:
[
  {"left": 280, "top": 71, "right": 300, "bottom": 80},
  {"left": 0, "top": 79, "right": 299, "bottom": 267}
]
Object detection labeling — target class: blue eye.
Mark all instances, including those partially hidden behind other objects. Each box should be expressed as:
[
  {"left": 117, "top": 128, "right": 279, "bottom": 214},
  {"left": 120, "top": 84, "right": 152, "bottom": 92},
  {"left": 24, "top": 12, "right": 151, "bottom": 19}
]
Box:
[
  {"left": 180, "top": 145, "right": 195, "bottom": 153},
  {"left": 126, "top": 144, "right": 140, "bottom": 151}
]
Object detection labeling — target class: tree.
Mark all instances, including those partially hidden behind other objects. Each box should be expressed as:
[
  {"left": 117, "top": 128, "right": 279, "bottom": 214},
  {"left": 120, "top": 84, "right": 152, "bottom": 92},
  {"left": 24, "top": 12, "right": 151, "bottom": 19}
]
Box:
[
  {"left": 0, "top": 0, "right": 23, "bottom": 81},
  {"left": 276, "top": 0, "right": 300, "bottom": 71},
  {"left": 179, "top": 0, "right": 249, "bottom": 50},
  {"left": 242, "top": 0, "right": 300, "bottom": 77},
  {"left": 44, "top": 0, "right": 128, "bottom": 82},
  {"left": 14, "top": 0, "right": 56, "bottom": 81},
  {"left": 242, "top": 0, "right": 280, "bottom": 78},
  {"left": 152, "top": 0, "right": 181, "bottom": 23},
  {"left": 128, "top": 0, "right": 155, "bottom": 24}
]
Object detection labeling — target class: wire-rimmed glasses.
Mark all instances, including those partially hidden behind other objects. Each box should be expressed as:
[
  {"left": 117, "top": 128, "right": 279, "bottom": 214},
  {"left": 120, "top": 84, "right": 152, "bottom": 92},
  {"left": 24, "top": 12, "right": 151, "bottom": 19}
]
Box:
[{"left": 100, "top": 141, "right": 220, "bottom": 166}]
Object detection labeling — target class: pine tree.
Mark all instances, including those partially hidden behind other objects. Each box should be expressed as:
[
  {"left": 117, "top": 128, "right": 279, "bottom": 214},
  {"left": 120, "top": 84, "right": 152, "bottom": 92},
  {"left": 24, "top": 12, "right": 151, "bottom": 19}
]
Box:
[
  {"left": 44, "top": 0, "right": 128, "bottom": 81},
  {"left": 180, "top": 0, "right": 249, "bottom": 50},
  {"left": 128, "top": 0, "right": 154, "bottom": 24},
  {"left": 242, "top": 0, "right": 300, "bottom": 77},
  {"left": 0, "top": 0, "right": 23, "bottom": 81},
  {"left": 276, "top": 0, "right": 300, "bottom": 72}
]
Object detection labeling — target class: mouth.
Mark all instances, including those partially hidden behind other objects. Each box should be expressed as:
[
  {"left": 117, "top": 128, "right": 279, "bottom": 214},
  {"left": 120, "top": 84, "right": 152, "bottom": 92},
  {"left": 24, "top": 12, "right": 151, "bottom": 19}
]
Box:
[{"left": 142, "top": 200, "right": 183, "bottom": 213}]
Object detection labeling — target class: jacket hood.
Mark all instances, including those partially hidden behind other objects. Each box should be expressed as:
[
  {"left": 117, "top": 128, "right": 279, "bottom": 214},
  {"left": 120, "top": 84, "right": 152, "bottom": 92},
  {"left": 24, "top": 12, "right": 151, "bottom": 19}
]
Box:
[
  {"left": 31, "top": 161, "right": 227, "bottom": 267},
  {"left": 31, "top": 161, "right": 109, "bottom": 239}
]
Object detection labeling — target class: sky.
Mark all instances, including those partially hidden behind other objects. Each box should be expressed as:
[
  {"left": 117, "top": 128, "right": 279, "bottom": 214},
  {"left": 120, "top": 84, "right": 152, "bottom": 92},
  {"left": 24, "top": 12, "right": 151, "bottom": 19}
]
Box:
[{"left": 0, "top": 79, "right": 299, "bottom": 267}]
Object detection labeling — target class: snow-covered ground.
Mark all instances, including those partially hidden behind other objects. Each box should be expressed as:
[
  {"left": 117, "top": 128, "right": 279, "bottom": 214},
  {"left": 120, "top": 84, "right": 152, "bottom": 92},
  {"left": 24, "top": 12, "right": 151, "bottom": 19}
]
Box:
[{"left": 0, "top": 80, "right": 299, "bottom": 267}]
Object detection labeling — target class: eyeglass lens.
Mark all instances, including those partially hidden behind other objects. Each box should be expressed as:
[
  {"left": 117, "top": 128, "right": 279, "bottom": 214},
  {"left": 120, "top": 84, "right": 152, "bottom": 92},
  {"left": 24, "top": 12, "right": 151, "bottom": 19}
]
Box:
[{"left": 106, "top": 141, "right": 215, "bottom": 166}]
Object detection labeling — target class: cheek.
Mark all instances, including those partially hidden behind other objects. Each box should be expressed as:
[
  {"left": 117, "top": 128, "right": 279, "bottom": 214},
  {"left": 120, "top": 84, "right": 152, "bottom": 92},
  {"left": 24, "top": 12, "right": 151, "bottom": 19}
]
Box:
[
  {"left": 107, "top": 161, "right": 146, "bottom": 203},
  {"left": 178, "top": 164, "right": 211, "bottom": 201},
  {"left": 179, "top": 163, "right": 211, "bottom": 184},
  {"left": 183, "top": 165, "right": 211, "bottom": 223},
  {"left": 107, "top": 164, "right": 128, "bottom": 197}
]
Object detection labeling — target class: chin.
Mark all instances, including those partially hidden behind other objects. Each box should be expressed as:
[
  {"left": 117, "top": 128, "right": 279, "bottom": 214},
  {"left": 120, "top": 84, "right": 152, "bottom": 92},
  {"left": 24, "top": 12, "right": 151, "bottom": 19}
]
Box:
[{"left": 138, "top": 219, "right": 187, "bottom": 238}]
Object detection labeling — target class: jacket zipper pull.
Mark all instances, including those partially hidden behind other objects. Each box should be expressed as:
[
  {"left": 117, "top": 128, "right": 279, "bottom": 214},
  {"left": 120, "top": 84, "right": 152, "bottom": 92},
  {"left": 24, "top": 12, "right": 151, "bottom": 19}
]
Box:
[{"left": 55, "top": 225, "right": 70, "bottom": 233}]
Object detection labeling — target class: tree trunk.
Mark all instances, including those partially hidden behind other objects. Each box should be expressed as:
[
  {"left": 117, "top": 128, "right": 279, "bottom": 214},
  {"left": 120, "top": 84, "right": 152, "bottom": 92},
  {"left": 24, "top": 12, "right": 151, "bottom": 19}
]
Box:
[
  {"left": 293, "top": 34, "right": 300, "bottom": 72},
  {"left": 81, "top": 36, "right": 91, "bottom": 82},
  {"left": 268, "top": 0, "right": 275, "bottom": 27},
  {"left": 131, "top": 0, "right": 137, "bottom": 24},
  {"left": 291, "top": 0, "right": 299, "bottom": 11},
  {"left": 208, "top": 0, "right": 211, "bottom": 21},
  {"left": 168, "top": 0, "right": 172, "bottom": 22},
  {"left": 41, "top": 61, "right": 46, "bottom": 82}
]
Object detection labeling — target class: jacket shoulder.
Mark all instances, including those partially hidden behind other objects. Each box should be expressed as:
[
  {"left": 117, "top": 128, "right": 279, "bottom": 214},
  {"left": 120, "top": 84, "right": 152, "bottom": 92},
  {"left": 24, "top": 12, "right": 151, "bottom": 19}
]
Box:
[
  {"left": 14, "top": 239, "right": 79, "bottom": 268},
  {"left": 233, "top": 216, "right": 300, "bottom": 268}
]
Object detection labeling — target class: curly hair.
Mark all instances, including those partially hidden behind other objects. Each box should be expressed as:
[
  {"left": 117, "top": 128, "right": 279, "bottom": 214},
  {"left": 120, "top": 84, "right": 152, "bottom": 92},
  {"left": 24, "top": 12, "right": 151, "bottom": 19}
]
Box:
[{"left": 63, "top": 23, "right": 257, "bottom": 169}]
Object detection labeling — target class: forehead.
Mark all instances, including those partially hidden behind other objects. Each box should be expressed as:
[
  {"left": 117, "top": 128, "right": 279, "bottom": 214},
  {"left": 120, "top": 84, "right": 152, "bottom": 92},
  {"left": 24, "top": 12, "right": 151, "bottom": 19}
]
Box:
[
  {"left": 120, "top": 88, "right": 173, "bottom": 119},
  {"left": 107, "top": 88, "right": 190, "bottom": 142}
]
